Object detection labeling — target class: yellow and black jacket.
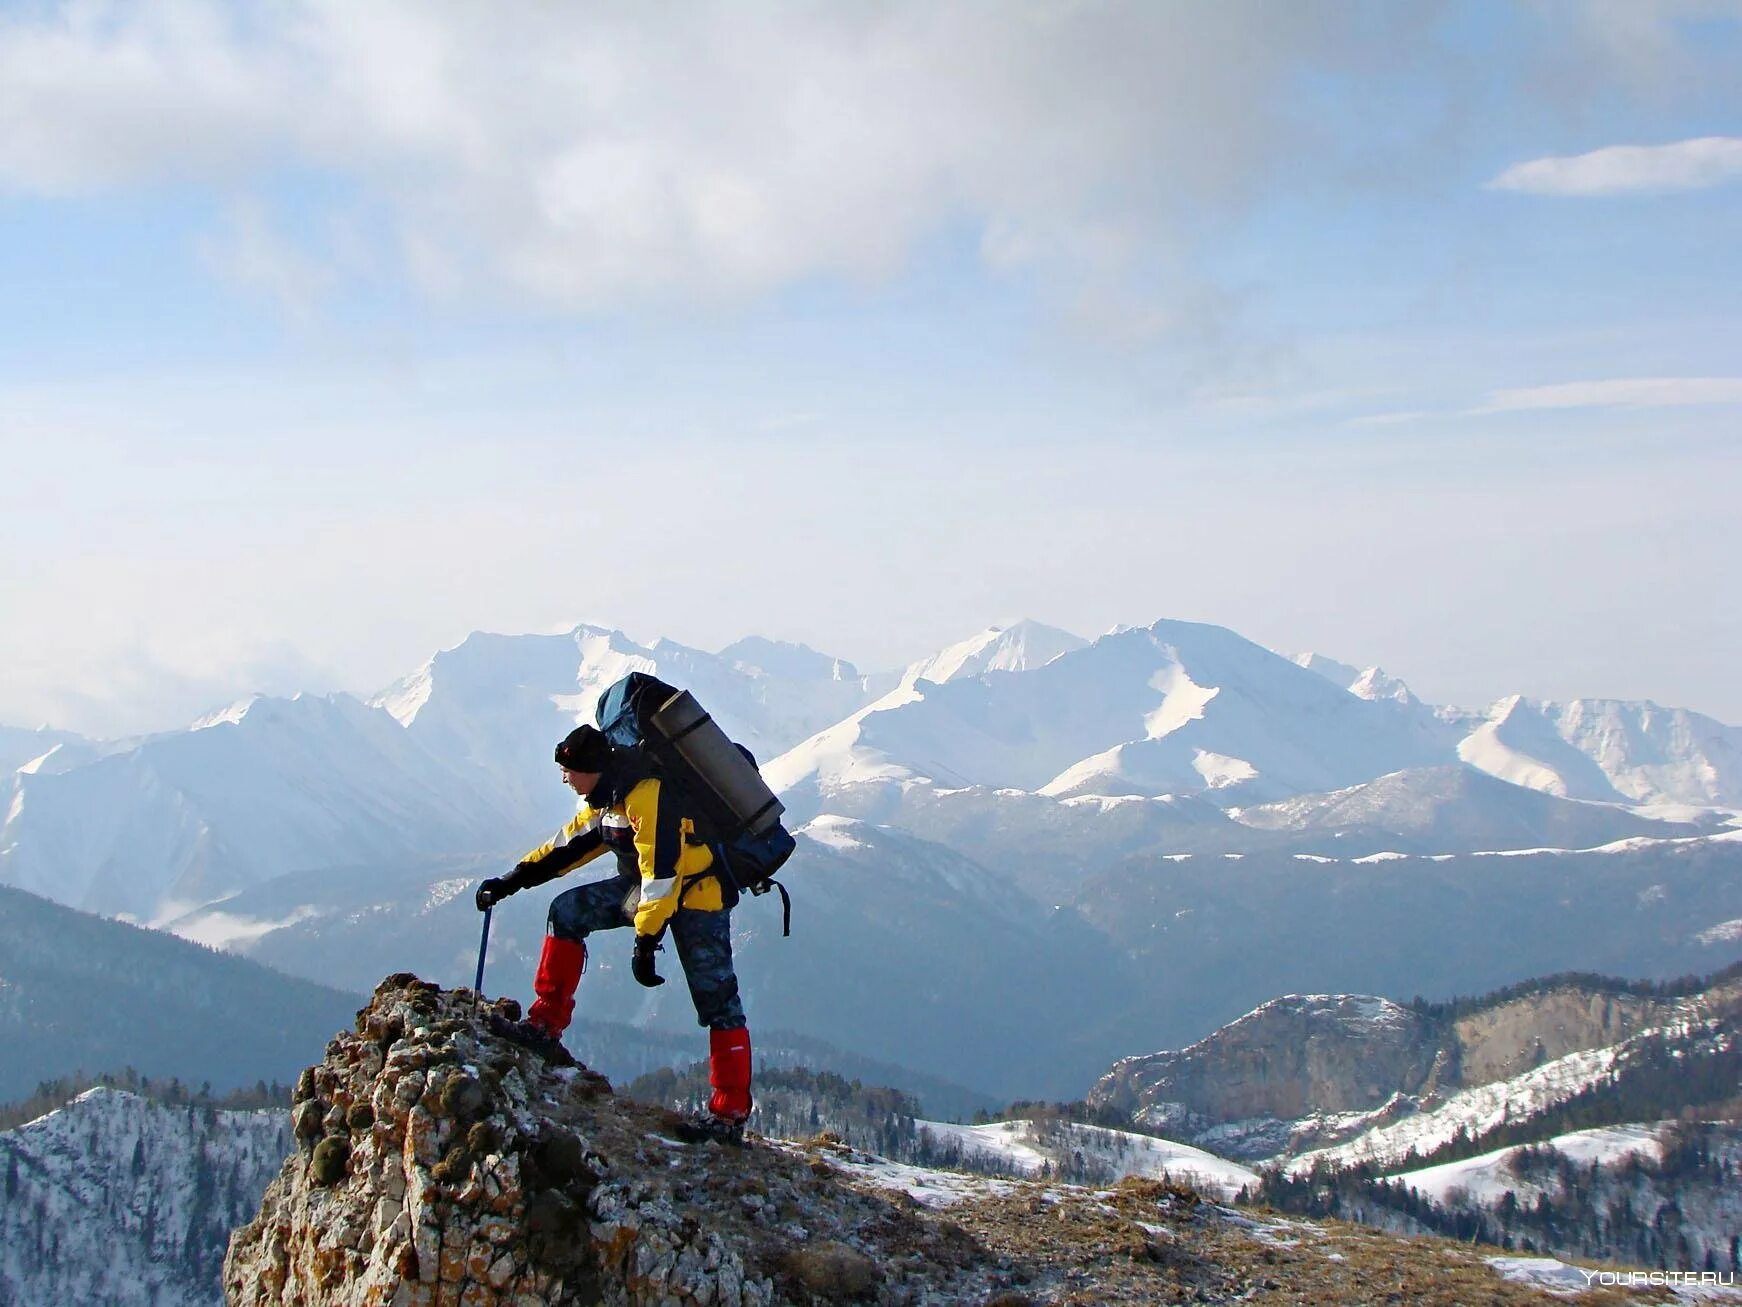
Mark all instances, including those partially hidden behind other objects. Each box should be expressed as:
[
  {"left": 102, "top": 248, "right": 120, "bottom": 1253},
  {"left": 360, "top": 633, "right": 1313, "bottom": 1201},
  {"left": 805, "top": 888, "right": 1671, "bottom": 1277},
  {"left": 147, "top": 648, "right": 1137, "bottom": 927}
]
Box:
[{"left": 515, "top": 757, "right": 721, "bottom": 937}]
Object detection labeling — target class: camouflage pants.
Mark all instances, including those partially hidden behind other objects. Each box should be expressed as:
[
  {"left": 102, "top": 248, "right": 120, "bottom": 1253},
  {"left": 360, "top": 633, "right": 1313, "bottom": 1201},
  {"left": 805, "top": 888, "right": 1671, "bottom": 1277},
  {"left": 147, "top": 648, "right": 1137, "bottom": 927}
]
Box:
[{"left": 547, "top": 873, "right": 745, "bottom": 1032}]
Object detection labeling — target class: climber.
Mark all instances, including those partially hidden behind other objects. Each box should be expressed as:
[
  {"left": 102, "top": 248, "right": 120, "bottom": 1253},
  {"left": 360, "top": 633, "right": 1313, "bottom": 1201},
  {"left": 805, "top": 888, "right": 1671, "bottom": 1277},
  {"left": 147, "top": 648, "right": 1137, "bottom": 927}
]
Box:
[{"left": 474, "top": 724, "right": 753, "bottom": 1138}]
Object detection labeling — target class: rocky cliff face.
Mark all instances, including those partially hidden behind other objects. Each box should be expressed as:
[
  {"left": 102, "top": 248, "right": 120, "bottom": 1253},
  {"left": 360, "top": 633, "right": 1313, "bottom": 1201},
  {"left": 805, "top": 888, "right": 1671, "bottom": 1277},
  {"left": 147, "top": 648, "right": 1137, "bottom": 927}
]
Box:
[
  {"left": 1090, "top": 995, "right": 1446, "bottom": 1136},
  {"left": 1451, "top": 988, "right": 1679, "bottom": 1087}
]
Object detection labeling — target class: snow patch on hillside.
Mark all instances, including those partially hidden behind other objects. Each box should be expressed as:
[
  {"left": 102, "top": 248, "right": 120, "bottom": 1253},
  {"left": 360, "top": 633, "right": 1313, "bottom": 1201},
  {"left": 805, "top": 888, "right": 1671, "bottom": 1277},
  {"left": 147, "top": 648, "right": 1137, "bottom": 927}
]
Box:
[
  {"left": 799, "top": 814, "right": 870, "bottom": 851},
  {"left": 1288, "top": 1044, "right": 1622, "bottom": 1174},
  {"left": 912, "top": 1119, "right": 1261, "bottom": 1200},
  {"left": 1694, "top": 918, "right": 1742, "bottom": 946},
  {"left": 1144, "top": 661, "right": 1219, "bottom": 740},
  {"left": 375, "top": 662, "right": 434, "bottom": 726},
  {"left": 1193, "top": 750, "right": 1258, "bottom": 789},
  {"left": 1393, "top": 1124, "right": 1665, "bottom": 1208}
]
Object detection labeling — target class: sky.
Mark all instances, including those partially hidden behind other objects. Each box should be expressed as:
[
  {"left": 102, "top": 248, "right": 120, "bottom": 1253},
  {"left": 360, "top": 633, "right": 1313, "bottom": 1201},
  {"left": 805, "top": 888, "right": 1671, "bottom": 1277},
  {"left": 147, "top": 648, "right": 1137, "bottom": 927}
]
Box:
[{"left": 2, "top": 0, "right": 1740, "bottom": 736}]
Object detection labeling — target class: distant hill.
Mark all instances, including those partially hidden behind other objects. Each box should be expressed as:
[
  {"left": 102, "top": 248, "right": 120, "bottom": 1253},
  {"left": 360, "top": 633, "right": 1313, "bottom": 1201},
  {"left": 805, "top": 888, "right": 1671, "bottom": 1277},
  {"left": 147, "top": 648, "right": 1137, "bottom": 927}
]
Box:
[
  {"left": 0, "top": 1087, "right": 290, "bottom": 1307},
  {"left": 0, "top": 884, "right": 362, "bottom": 1101}
]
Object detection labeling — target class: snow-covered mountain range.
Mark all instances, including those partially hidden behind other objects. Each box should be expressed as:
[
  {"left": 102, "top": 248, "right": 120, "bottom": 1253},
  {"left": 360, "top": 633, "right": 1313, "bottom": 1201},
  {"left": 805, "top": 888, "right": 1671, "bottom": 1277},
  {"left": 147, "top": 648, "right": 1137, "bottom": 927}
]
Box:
[{"left": 6, "top": 615, "right": 1738, "bottom": 927}]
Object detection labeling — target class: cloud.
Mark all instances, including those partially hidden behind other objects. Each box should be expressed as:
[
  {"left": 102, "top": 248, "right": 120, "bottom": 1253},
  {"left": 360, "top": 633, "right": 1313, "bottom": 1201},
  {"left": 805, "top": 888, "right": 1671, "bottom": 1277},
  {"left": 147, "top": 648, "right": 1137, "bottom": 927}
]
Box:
[
  {"left": 1487, "top": 136, "right": 1742, "bottom": 195},
  {"left": 0, "top": 2, "right": 1398, "bottom": 314},
  {"left": 1, "top": 638, "right": 346, "bottom": 739},
  {"left": 197, "top": 197, "right": 333, "bottom": 320},
  {"left": 1473, "top": 377, "right": 1742, "bottom": 412}
]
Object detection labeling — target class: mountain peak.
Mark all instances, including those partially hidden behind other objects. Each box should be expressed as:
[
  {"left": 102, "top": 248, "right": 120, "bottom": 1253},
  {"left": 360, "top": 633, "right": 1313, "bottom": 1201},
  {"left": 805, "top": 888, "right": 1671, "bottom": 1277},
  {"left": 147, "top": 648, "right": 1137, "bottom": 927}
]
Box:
[
  {"left": 190, "top": 695, "right": 266, "bottom": 730},
  {"left": 717, "top": 635, "right": 860, "bottom": 682},
  {"left": 904, "top": 619, "right": 1086, "bottom": 685},
  {"left": 1292, "top": 651, "right": 1364, "bottom": 688}
]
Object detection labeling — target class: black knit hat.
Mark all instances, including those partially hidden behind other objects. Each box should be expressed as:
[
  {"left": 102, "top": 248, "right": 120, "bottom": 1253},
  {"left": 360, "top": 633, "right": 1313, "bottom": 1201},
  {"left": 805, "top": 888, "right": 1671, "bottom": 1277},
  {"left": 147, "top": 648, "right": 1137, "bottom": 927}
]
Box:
[{"left": 555, "top": 724, "right": 612, "bottom": 773}]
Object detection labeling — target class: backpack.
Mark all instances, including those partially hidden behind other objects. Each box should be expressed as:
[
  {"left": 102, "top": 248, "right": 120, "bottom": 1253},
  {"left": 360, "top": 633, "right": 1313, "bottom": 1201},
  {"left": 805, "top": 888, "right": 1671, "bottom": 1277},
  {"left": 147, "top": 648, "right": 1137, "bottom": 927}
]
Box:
[{"left": 596, "top": 672, "right": 798, "bottom": 934}]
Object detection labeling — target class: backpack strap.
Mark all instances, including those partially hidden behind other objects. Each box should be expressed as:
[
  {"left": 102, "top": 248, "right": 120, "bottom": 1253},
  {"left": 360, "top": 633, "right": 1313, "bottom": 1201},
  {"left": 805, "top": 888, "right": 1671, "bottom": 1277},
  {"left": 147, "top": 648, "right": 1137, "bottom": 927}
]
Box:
[
  {"left": 724, "top": 836, "right": 791, "bottom": 936},
  {"left": 674, "top": 844, "right": 790, "bottom": 935},
  {"left": 761, "top": 878, "right": 792, "bottom": 937},
  {"left": 677, "top": 864, "right": 740, "bottom": 913}
]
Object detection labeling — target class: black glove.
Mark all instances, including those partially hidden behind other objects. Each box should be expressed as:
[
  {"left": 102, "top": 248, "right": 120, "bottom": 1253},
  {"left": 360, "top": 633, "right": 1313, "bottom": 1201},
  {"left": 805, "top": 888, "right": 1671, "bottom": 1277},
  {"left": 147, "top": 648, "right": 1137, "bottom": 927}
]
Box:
[
  {"left": 477, "top": 861, "right": 541, "bottom": 911},
  {"left": 631, "top": 935, "right": 665, "bottom": 988},
  {"left": 475, "top": 875, "right": 515, "bottom": 911}
]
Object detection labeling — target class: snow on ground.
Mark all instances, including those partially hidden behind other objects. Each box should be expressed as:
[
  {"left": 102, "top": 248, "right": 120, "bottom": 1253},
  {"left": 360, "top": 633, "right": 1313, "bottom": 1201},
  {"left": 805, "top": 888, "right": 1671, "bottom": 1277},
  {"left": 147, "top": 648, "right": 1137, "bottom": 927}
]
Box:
[
  {"left": 912, "top": 1119, "right": 1261, "bottom": 1200},
  {"left": 914, "top": 1119, "right": 1053, "bottom": 1175},
  {"left": 1051, "top": 1123, "right": 1261, "bottom": 1200},
  {"left": 1487, "top": 1257, "right": 1742, "bottom": 1301},
  {"left": 770, "top": 1139, "right": 1021, "bottom": 1209},
  {"left": 1213, "top": 1207, "right": 1321, "bottom": 1249},
  {"left": 1393, "top": 1124, "right": 1666, "bottom": 1207}
]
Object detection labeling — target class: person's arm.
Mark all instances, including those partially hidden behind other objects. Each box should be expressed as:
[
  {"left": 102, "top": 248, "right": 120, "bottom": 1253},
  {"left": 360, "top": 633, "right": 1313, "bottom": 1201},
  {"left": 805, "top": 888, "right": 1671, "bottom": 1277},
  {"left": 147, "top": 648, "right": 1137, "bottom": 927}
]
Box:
[
  {"left": 477, "top": 807, "right": 608, "bottom": 908},
  {"left": 517, "top": 806, "right": 608, "bottom": 882}
]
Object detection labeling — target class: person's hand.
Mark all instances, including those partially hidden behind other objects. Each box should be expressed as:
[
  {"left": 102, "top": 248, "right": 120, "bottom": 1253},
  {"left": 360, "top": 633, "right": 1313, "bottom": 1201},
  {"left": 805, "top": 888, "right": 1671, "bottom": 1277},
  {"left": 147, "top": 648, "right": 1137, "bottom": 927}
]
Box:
[
  {"left": 632, "top": 935, "right": 665, "bottom": 987},
  {"left": 475, "top": 877, "right": 512, "bottom": 911}
]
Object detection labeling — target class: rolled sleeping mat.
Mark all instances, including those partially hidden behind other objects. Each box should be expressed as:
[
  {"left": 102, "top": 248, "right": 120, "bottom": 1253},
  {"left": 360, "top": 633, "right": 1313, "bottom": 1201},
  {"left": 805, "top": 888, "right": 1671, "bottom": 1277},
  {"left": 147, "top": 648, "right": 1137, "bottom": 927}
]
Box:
[{"left": 648, "top": 690, "right": 785, "bottom": 836}]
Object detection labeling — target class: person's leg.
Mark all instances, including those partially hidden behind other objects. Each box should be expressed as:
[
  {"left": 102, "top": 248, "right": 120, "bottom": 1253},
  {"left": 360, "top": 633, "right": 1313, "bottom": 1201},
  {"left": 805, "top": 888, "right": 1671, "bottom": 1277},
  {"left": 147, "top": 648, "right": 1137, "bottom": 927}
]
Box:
[
  {"left": 528, "top": 875, "right": 633, "bottom": 1037},
  {"left": 671, "top": 907, "right": 751, "bottom": 1122}
]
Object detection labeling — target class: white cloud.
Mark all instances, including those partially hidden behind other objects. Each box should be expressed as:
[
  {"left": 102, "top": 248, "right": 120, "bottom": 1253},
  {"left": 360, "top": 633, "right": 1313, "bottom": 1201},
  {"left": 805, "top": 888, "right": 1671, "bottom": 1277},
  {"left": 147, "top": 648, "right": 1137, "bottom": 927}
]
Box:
[
  {"left": 1474, "top": 377, "right": 1742, "bottom": 412},
  {"left": 0, "top": 2, "right": 1384, "bottom": 312},
  {"left": 1487, "top": 136, "right": 1742, "bottom": 196}
]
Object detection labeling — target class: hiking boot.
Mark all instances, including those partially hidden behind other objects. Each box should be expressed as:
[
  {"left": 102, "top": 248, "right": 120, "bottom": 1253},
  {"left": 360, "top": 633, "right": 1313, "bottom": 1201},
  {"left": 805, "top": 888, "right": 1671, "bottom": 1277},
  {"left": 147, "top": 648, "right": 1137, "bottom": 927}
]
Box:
[
  {"left": 673, "top": 1111, "right": 748, "bottom": 1147},
  {"left": 488, "top": 1013, "right": 577, "bottom": 1066}
]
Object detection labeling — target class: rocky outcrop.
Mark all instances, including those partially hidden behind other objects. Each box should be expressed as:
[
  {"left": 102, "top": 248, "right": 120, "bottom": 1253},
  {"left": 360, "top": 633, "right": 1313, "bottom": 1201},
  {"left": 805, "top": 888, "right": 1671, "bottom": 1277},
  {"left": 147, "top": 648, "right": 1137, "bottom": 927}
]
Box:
[
  {"left": 230, "top": 974, "right": 860, "bottom": 1305},
  {"left": 1089, "top": 995, "right": 1445, "bottom": 1138}
]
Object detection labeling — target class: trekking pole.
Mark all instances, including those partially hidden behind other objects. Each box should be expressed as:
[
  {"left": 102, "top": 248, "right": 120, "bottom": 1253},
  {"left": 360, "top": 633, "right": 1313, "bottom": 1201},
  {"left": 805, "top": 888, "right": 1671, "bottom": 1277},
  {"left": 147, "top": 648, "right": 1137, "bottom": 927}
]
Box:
[{"left": 473, "top": 905, "right": 493, "bottom": 1010}]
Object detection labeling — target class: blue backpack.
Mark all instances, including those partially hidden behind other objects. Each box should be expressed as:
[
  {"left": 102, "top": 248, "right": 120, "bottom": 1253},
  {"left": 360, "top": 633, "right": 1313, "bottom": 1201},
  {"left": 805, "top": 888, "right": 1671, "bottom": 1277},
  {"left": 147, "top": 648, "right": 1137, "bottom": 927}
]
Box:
[{"left": 596, "top": 672, "right": 798, "bottom": 934}]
